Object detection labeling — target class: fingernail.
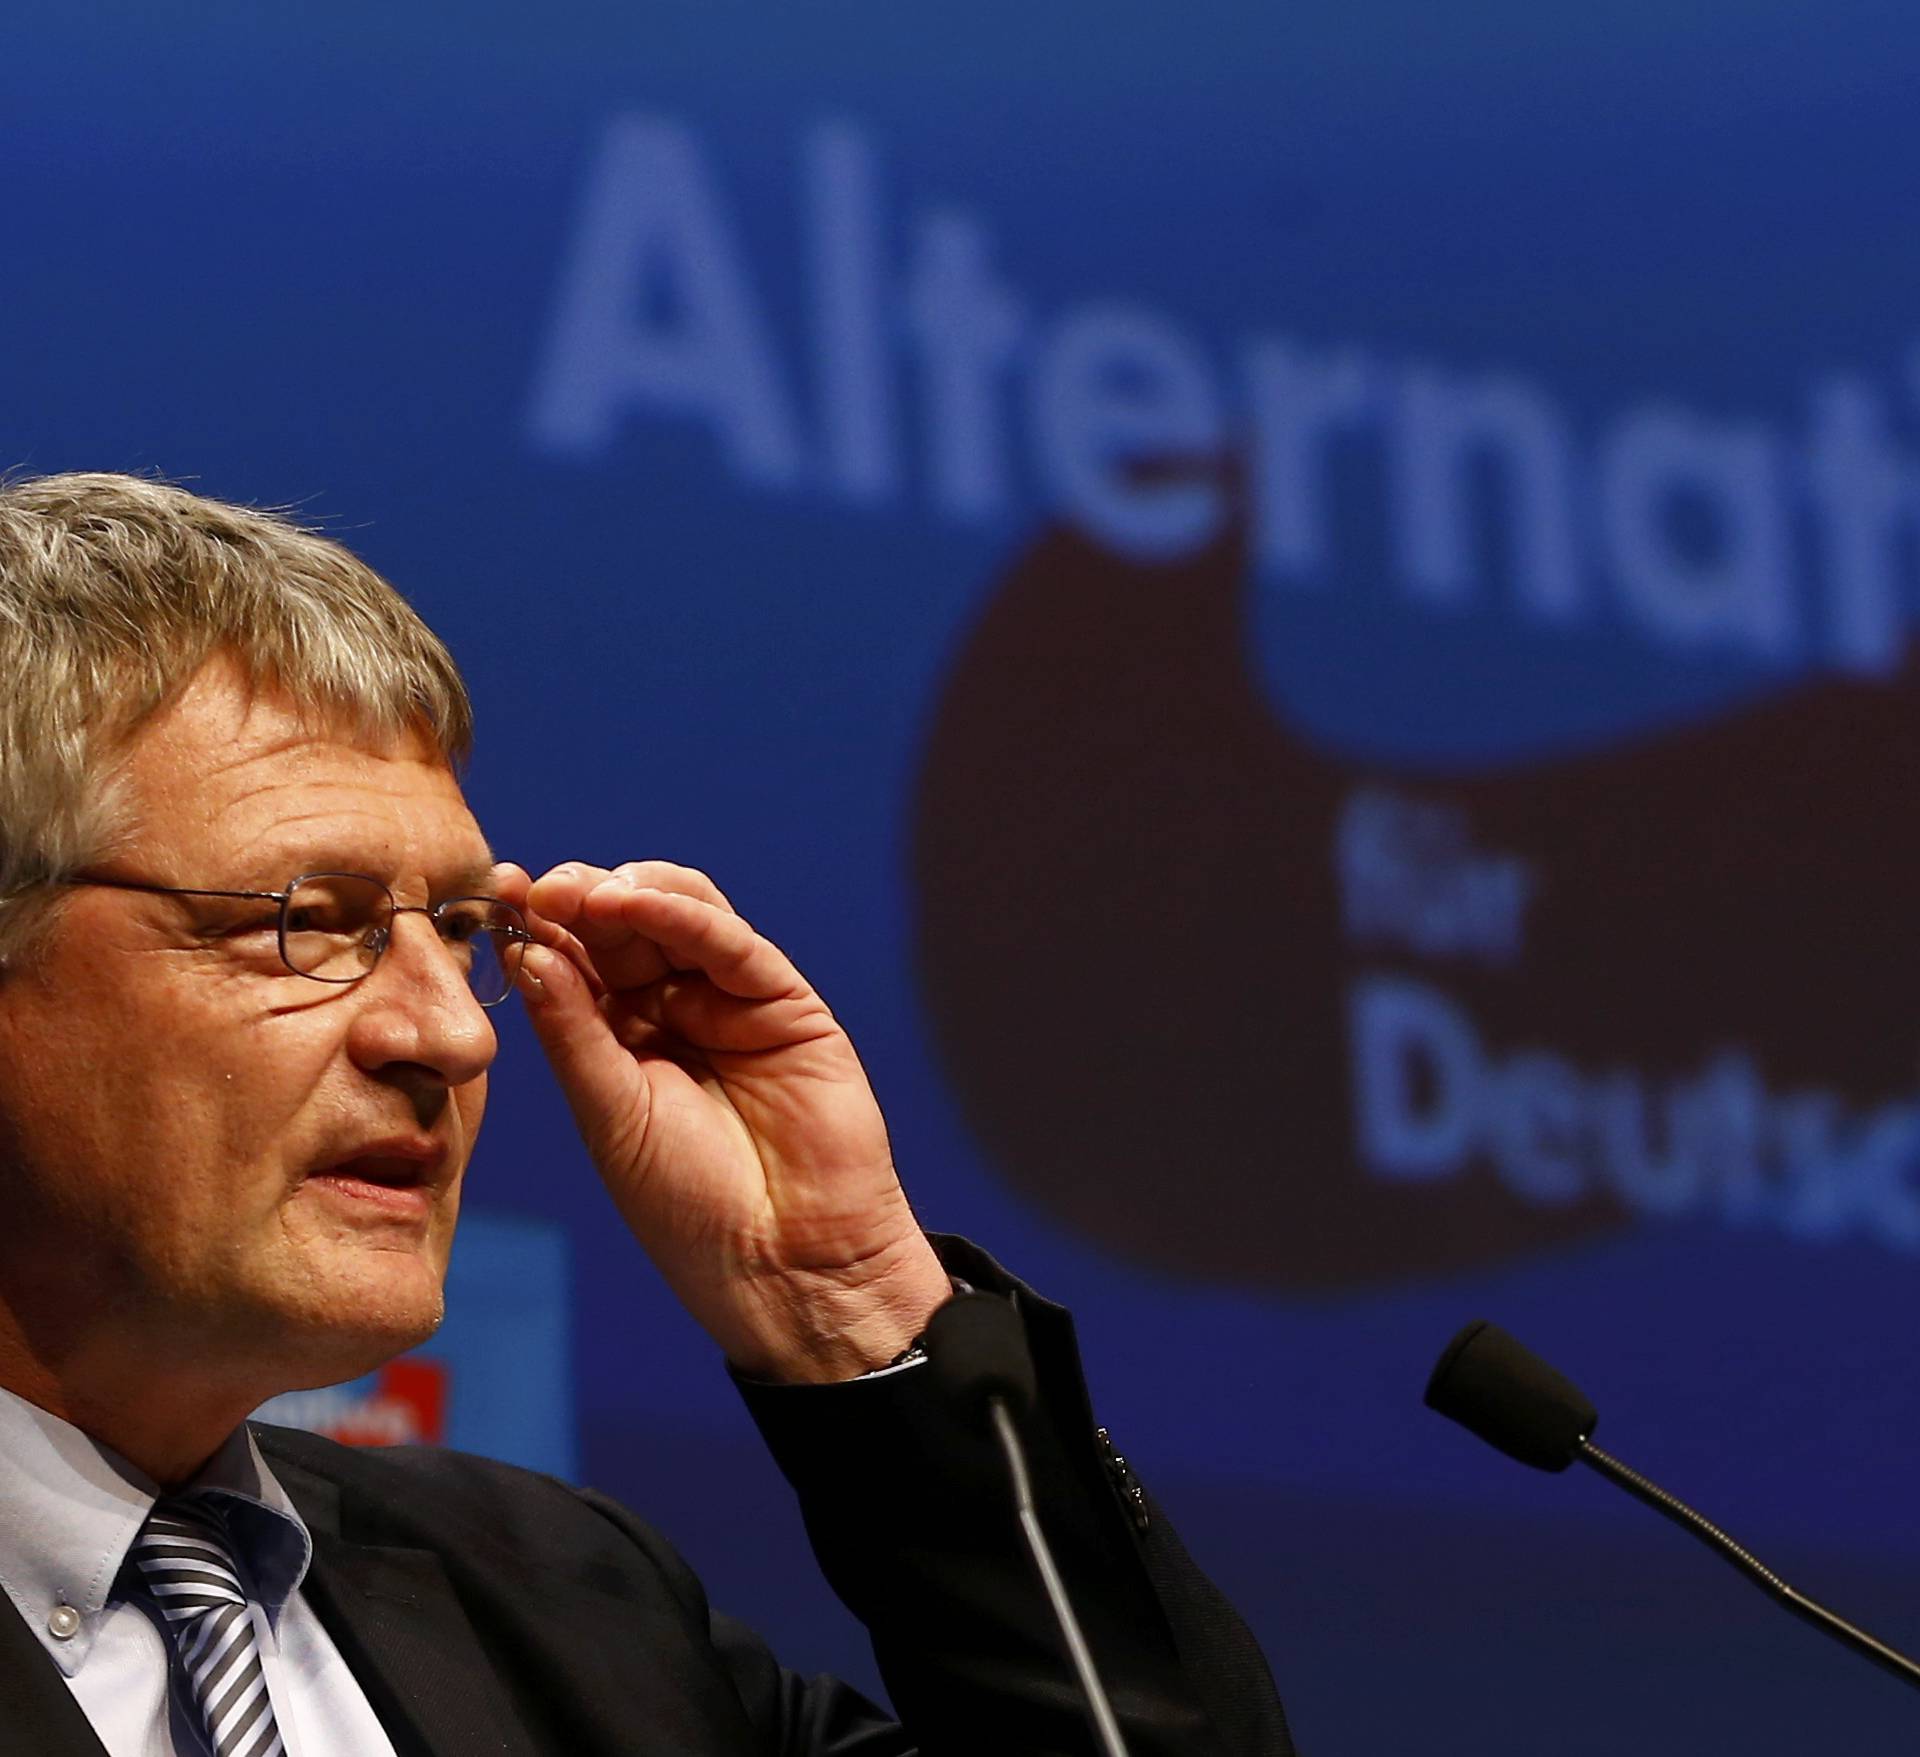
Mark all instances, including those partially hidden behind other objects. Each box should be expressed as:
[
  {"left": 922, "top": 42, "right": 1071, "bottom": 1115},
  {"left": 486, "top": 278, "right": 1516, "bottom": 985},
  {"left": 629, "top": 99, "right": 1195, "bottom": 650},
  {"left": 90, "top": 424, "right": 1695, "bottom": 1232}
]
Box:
[{"left": 518, "top": 945, "right": 553, "bottom": 999}]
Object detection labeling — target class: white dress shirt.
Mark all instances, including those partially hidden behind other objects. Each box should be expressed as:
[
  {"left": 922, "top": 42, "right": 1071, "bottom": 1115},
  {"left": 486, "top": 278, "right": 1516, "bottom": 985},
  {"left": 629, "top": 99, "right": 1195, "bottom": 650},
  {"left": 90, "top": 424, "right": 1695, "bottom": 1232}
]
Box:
[{"left": 0, "top": 1386, "right": 400, "bottom": 1757}]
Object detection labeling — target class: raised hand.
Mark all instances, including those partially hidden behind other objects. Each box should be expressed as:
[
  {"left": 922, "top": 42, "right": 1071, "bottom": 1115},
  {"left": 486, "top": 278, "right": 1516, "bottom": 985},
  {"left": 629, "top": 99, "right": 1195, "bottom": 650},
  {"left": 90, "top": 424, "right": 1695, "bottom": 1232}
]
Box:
[{"left": 494, "top": 861, "right": 950, "bottom": 1382}]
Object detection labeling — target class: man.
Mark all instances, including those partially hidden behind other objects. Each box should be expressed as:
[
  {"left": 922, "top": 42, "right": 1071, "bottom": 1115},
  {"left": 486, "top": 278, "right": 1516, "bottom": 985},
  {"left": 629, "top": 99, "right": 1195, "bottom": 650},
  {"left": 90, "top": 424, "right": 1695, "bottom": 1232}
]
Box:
[{"left": 0, "top": 473, "right": 1291, "bottom": 1754}]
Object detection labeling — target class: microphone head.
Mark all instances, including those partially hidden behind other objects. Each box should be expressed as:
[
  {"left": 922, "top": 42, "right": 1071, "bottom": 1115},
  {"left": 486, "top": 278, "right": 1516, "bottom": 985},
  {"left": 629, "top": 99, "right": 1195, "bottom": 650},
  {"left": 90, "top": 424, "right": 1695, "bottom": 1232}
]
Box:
[
  {"left": 1425, "top": 1320, "right": 1598, "bottom": 1472},
  {"left": 923, "top": 1291, "right": 1038, "bottom": 1426}
]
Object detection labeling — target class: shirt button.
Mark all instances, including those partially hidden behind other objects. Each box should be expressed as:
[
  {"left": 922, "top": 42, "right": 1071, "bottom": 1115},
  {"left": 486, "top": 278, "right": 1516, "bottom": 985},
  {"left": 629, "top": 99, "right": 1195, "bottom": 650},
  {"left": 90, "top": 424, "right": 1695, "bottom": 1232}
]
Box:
[{"left": 47, "top": 1605, "right": 81, "bottom": 1640}]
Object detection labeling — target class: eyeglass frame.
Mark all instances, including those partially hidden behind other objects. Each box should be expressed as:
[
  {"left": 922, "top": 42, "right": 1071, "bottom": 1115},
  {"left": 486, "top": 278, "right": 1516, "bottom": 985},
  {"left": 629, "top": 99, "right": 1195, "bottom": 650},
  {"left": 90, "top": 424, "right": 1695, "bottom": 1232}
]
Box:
[{"left": 62, "top": 870, "right": 533, "bottom": 1007}]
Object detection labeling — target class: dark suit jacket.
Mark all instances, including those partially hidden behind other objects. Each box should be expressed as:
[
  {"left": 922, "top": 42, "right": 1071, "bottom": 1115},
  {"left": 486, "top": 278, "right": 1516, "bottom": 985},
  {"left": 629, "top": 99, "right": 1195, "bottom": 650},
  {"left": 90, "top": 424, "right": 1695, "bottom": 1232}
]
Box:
[{"left": 0, "top": 1240, "right": 1294, "bottom": 1755}]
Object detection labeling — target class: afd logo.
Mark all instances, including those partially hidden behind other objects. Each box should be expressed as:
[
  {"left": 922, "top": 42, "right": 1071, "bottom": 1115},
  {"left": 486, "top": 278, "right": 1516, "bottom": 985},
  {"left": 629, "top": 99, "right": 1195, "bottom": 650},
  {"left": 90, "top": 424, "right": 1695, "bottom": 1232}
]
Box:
[
  {"left": 256, "top": 1359, "right": 448, "bottom": 1449},
  {"left": 530, "top": 111, "right": 1920, "bottom": 677},
  {"left": 908, "top": 497, "right": 1920, "bottom": 1290}
]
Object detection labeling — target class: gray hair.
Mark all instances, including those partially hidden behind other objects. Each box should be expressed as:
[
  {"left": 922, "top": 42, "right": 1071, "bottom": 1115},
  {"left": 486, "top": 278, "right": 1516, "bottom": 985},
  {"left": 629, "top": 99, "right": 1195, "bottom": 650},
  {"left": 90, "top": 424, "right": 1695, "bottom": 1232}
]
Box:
[{"left": 0, "top": 472, "right": 473, "bottom": 965}]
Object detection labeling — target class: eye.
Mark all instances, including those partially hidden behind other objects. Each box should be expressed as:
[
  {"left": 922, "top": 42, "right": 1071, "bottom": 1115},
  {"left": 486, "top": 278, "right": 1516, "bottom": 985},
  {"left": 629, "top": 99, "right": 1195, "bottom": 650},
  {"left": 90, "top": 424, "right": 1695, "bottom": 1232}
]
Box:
[
  {"left": 289, "top": 910, "right": 370, "bottom": 941},
  {"left": 440, "top": 911, "right": 483, "bottom": 944},
  {"left": 284, "top": 876, "right": 389, "bottom": 940}
]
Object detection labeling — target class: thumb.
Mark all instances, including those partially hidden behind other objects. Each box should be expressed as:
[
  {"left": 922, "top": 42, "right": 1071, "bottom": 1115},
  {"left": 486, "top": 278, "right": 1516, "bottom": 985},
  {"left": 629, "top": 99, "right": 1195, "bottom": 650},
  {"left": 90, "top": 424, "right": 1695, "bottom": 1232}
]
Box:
[{"left": 516, "top": 942, "right": 651, "bottom": 1155}]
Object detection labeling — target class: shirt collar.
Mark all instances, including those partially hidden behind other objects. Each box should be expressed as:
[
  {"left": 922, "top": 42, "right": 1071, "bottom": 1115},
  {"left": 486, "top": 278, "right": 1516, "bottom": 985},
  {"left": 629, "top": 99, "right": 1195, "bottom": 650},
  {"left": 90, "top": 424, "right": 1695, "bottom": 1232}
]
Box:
[{"left": 0, "top": 1386, "right": 312, "bottom": 1675}]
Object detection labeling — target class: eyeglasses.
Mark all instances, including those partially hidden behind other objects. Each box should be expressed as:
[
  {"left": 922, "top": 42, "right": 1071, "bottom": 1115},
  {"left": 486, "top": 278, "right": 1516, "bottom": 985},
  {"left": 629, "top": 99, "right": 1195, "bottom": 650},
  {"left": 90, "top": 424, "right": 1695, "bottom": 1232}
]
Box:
[{"left": 66, "top": 871, "right": 532, "bottom": 1007}]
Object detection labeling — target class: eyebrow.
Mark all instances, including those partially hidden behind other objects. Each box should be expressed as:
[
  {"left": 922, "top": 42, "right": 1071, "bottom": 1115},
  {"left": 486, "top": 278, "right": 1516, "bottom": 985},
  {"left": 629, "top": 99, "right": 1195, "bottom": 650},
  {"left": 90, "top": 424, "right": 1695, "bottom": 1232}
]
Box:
[
  {"left": 441, "top": 853, "right": 504, "bottom": 895},
  {"left": 239, "top": 849, "right": 502, "bottom": 897}
]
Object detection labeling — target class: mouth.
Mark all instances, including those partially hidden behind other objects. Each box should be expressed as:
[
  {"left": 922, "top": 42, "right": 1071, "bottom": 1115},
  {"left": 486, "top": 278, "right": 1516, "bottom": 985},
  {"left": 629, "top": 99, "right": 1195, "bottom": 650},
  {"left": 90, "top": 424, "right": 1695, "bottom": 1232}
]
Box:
[{"left": 304, "top": 1143, "right": 448, "bottom": 1219}]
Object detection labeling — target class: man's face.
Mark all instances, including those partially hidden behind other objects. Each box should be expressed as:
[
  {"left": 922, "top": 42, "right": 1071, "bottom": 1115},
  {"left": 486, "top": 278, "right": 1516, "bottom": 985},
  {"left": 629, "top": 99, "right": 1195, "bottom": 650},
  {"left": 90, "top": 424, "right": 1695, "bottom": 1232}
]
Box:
[{"left": 0, "top": 656, "right": 498, "bottom": 1399}]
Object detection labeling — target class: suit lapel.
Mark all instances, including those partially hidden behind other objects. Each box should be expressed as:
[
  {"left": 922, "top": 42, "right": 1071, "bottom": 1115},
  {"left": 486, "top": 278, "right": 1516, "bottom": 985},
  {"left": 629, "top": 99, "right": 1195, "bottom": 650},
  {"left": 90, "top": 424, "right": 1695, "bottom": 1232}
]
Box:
[
  {"left": 302, "top": 1530, "right": 545, "bottom": 1757},
  {"left": 279, "top": 1461, "right": 542, "bottom": 1757},
  {"left": 0, "top": 1597, "right": 111, "bottom": 1757}
]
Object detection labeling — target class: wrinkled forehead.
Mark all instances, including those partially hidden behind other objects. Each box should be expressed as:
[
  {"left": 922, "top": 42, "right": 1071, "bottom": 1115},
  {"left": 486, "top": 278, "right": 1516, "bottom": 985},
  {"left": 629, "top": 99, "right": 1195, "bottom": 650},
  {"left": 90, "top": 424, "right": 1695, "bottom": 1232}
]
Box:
[{"left": 113, "top": 660, "right": 492, "bottom": 889}]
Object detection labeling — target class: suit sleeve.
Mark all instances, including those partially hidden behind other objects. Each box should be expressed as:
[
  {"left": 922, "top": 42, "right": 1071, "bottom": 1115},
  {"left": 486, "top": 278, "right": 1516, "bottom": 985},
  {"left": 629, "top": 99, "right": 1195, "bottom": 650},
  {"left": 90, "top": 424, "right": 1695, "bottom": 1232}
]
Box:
[{"left": 730, "top": 1235, "right": 1297, "bottom": 1757}]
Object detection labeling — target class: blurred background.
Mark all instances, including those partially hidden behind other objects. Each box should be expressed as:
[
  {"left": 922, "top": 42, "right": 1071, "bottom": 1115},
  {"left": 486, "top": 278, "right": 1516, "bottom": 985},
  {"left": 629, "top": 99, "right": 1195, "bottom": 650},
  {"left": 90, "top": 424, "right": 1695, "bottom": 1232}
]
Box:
[{"left": 11, "top": 2, "right": 1920, "bottom": 1747}]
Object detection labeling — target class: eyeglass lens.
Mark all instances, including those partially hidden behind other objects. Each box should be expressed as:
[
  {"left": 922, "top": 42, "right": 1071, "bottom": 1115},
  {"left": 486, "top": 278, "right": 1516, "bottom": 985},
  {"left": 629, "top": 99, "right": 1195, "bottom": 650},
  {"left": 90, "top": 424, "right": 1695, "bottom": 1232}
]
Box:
[{"left": 280, "top": 873, "right": 527, "bottom": 1005}]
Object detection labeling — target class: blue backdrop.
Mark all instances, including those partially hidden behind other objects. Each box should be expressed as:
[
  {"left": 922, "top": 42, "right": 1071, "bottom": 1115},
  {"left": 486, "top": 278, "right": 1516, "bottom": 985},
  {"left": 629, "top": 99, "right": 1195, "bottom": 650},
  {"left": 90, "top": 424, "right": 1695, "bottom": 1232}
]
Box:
[{"left": 9, "top": 4, "right": 1920, "bottom": 1747}]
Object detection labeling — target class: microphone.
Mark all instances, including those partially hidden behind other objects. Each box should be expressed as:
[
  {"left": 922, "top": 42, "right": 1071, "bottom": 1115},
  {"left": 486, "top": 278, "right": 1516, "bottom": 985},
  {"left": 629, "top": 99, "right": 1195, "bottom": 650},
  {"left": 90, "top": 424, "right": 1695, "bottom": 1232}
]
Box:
[
  {"left": 1424, "top": 1318, "right": 1595, "bottom": 1470},
  {"left": 924, "top": 1293, "right": 1131, "bottom": 1757},
  {"left": 1427, "top": 1320, "right": 1920, "bottom": 1695}
]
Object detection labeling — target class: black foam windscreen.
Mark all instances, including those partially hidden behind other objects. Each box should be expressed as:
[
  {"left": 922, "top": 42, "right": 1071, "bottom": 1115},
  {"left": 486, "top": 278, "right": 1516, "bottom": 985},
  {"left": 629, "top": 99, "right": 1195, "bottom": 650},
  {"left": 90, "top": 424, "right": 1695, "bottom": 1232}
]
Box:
[
  {"left": 924, "top": 1291, "right": 1038, "bottom": 1425},
  {"left": 1425, "top": 1320, "right": 1598, "bottom": 1472}
]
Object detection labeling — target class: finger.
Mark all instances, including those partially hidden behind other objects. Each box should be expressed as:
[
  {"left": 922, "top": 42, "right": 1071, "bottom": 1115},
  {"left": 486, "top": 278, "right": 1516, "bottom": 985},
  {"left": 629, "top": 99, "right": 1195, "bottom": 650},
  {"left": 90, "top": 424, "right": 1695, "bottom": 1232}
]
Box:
[
  {"left": 525, "top": 863, "right": 736, "bottom": 992},
  {"left": 522, "top": 864, "right": 656, "bottom": 990},
  {"left": 604, "top": 992, "right": 712, "bottom": 1069},
  {"left": 523, "top": 861, "right": 608, "bottom": 935},
  {"left": 492, "top": 864, "right": 604, "bottom": 996},
  {"left": 613, "top": 860, "right": 735, "bottom": 913},
  {"left": 528, "top": 860, "right": 732, "bottom": 932},
  {"left": 618, "top": 972, "right": 832, "bottom": 1060},
  {"left": 573, "top": 867, "right": 742, "bottom": 977},
  {"left": 514, "top": 942, "right": 651, "bottom": 1155},
  {"left": 594, "top": 886, "right": 805, "bottom": 1004}
]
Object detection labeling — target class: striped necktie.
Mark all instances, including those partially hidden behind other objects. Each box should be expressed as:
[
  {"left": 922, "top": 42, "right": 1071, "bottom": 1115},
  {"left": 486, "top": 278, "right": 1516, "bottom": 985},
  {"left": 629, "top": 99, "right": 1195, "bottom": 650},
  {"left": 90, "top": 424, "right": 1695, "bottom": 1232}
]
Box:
[{"left": 128, "top": 1495, "right": 287, "bottom": 1757}]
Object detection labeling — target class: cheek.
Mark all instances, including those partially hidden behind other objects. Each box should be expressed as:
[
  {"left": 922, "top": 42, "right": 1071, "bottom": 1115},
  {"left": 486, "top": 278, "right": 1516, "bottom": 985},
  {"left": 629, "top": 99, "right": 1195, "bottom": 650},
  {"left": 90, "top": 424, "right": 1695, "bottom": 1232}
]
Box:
[
  {"left": 0, "top": 1008, "right": 185, "bottom": 1223},
  {"left": 438, "top": 1070, "right": 487, "bottom": 1168},
  {"left": 0, "top": 950, "right": 343, "bottom": 1260},
  {"left": 457, "top": 1072, "right": 488, "bottom": 1137},
  {"left": 150, "top": 1034, "right": 318, "bottom": 1168},
  {"left": 90, "top": 1007, "right": 342, "bottom": 1228}
]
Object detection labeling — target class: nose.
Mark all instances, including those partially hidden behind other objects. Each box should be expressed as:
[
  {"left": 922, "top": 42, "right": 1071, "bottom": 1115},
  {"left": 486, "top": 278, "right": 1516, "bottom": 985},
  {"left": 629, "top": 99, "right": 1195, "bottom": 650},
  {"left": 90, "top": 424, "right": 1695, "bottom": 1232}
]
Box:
[{"left": 344, "top": 911, "right": 498, "bottom": 1093}]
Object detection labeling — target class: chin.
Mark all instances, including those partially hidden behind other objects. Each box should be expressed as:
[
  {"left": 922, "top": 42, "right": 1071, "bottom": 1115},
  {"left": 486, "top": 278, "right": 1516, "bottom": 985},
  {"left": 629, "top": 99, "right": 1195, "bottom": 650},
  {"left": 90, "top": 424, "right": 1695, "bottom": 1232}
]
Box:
[{"left": 244, "top": 1254, "right": 449, "bottom": 1393}]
